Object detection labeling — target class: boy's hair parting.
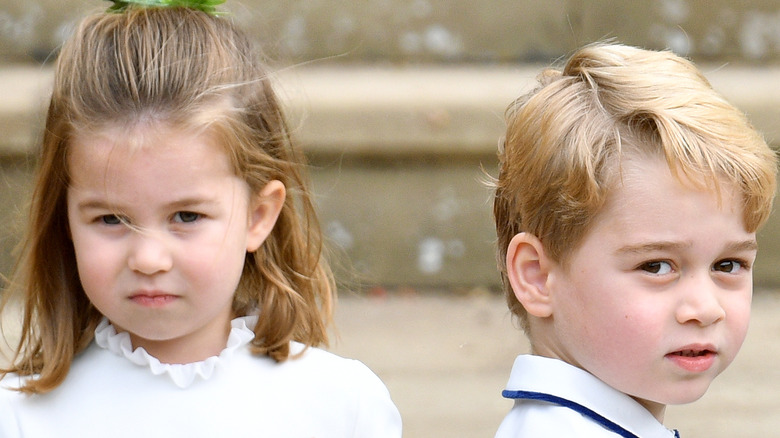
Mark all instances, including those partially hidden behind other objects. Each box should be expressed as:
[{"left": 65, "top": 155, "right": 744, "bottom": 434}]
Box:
[
  {"left": 0, "top": 6, "right": 334, "bottom": 393},
  {"left": 493, "top": 42, "right": 778, "bottom": 330}
]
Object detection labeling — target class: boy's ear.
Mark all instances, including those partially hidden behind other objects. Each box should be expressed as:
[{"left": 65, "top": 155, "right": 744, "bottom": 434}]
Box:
[
  {"left": 505, "top": 232, "right": 553, "bottom": 318},
  {"left": 246, "top": 180, "right": 286, "bottom": 253}
]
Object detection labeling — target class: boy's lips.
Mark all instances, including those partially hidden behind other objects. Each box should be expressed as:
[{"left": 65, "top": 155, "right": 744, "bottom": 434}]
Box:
[{"left": 665, "top": 344, "right": 717, "bottom": 372}]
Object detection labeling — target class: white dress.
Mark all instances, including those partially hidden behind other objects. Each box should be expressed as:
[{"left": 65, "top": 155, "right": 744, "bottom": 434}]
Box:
[{"left": 0, "top": 316, "right": 402, "bottom": 438}]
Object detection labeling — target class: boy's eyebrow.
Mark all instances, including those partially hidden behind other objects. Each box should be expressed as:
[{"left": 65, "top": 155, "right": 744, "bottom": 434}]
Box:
[
  {"left": 616, "top": 241, "right": 691, "bottom": 255},
  {"left": 616, "top": 239, "right": 758, "bottom": 255},
  {"left": 724, "top": 239, "right": 759, "bottom": 252}
]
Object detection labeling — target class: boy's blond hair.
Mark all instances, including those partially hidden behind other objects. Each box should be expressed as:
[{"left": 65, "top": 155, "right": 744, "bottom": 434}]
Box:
[
  {"left": 1, "top": 7, "right": 334, "bottom": 393},
  {"left": 493, "top": 43, "right": 777, "bottom": 330}
]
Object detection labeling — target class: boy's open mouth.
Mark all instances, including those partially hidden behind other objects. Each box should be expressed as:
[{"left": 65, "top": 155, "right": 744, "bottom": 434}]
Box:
[
  {"left": 671, "top": 349, "right": 714, "bottom": 357},
  {"left": 665, "top": 346, "right": 717, "bottom": 372}
]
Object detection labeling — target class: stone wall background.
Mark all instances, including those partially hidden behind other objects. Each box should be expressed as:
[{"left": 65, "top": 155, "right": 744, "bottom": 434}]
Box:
[{"left": 2, "top": 0, "right": 780, "bottom": 64}]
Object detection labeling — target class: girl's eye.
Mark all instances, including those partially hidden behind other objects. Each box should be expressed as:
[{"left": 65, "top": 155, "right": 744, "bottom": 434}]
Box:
[
  {"left": 640, "top": 260, "right": 673, "bottom": 275},
  {"left": 713, "top": 260, "right": 744, "bottom": 274},
  {"left": 100, "top": 214, "right": 123, "bottom": 225},
  {"left": 173, "top": 211, "right": 201, "bottom": 223}
]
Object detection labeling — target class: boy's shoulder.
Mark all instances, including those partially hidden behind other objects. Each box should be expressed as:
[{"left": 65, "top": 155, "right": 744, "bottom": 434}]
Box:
[{"left": 496, "top": 399, "right": 617, "bottom": 437}]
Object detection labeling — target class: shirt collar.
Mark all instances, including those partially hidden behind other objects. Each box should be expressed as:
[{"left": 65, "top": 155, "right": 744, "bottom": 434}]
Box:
[{"left": 503, "top": 355, "right": 678, "bottom": 438}]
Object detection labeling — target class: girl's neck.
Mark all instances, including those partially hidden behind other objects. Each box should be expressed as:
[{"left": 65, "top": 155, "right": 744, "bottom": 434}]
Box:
[{"left": 120, "top": 315, "right": 235, "bottom": 364}]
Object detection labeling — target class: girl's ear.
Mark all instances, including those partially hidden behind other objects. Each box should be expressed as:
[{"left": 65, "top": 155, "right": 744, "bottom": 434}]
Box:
[
  {"left": 246, "top": 180, "right": 286, "bottom": 253},
  {"left": 505, "top": 232, "right": 554, "bottom": 318}
]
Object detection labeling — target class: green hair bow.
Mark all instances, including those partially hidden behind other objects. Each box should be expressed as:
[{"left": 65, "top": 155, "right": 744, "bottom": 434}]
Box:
[{"left": 106, "top": 0, "right": 226, "bottom": 15}]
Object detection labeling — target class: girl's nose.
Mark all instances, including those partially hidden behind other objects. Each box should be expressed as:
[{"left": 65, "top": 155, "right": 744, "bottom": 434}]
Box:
[
  {"left": 127, "top": 231, "right": 173, "bottom": 275},
  {"left": 675, "top": 275, "right": 727, "bottom": 327}
]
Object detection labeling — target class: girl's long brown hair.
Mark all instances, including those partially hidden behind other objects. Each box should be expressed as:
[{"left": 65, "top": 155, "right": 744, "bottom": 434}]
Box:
[{"left": 1, "top": 6, "right": 334, "bottom": 394}]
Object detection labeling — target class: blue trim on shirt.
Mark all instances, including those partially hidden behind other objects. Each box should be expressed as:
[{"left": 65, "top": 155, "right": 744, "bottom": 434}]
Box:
[{"left": 503, "top": 390, "right": 679, "bottom": 438}]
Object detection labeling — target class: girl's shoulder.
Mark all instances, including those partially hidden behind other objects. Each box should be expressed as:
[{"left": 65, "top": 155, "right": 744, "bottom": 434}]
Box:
[
  {"left": 0, "top": 372, "right": 31, "bottom": 393},
  {"left": 257, "top": 342, "right": 397, "bottom": 408},
  {"left": 277, "top": 344, "right": 402, "bottom": 436},
  {"left": 280, "top": 342, "right": 386, "bottom": 386},
  {"left": 0, "top": 375, "right": 26, "bottom": 438}
]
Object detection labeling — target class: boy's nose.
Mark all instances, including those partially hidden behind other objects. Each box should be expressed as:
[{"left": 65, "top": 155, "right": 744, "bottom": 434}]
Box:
[
  {"left": 127, "top": 231, "right": 173, "bottom": 275},
  {"left": 675, "top": 275, "right": 727, "bottom": 326}
]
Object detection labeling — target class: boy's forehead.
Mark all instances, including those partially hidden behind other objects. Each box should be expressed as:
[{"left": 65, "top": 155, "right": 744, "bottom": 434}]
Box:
[
  {"left": 604, "top": 155, "right": 747, "bottom": 227},
  {"left": 639, "top": 150, "right": 736, "bottom": 185}
]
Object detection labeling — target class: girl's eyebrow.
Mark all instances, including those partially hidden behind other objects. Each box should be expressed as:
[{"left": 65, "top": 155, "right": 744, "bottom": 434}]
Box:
[
  {"left": 165, "top": 197, "right": 218, "bottom": 210},
  {"left": 75, "top": 196, "right": 218, "bottom": 212},
  {"left": 74, "top": 199, "right": 116, "bottom": 211}
]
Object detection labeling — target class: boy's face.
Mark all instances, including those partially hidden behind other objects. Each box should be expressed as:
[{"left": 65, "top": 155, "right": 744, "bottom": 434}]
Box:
[{"left": 537, "top": 156, "right": 755, "bottom": 419}]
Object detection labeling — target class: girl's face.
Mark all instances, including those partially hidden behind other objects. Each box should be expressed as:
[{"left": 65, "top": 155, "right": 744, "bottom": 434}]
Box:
[
  {"left": 529, "top": 156, "right": 754, "bottom": 421},
  {"left": 66, "top": 123, "right": 281, "bottom": 363}
]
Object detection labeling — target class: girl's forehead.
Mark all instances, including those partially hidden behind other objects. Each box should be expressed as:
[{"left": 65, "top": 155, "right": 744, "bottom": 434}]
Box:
[
  {"left": 66, "top": 125, "right": 246, "bottom": 205},
  {"left": 74, "top": 119, "right": 184, "bottom": 145},
  {"left": 68, "top": 123, "right": 230, "bottom": 175},
  {"left": 71, "top": 121, "right": 217, "bottom": 153}
]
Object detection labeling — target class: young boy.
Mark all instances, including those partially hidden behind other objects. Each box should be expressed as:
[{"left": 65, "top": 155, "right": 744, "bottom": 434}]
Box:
[{"left": 492, "top": 43, "right": 777, "bottom": 437}]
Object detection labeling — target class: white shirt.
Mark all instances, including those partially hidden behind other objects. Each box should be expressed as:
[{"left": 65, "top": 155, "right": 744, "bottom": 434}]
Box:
[
  {"left": 495, "top": 355, "right": 679, "bottom": 438},
  {"left": 0, "top": 317, "right": 402, "bottom": 438}
]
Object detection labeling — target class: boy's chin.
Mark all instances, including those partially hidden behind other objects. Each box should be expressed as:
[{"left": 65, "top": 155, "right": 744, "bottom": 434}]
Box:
[{"left": 636, "top": 384, "right": 712, "bottom": 409}]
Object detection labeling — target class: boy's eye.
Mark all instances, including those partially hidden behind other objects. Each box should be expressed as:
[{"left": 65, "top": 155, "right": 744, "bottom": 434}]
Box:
[
  {"left": 640, "top": 260, "right": 672, "bottom": 275},
  {"left": 173, "top": 211, "right": 201, "bottom": 223},
  {"left": 713, "top": 260, "right": 743, "bottom": 274}
]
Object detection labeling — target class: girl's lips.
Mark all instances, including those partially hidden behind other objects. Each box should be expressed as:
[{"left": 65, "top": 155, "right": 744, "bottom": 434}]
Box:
[
  {"left": 129, "top": 292, "right": 178, "bottom": 307},
  {"left": 665, "top": 345, "right": 717, "bottom": 372}
]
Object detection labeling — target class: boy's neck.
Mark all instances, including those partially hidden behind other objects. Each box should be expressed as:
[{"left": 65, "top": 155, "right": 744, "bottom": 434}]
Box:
[{"left": 530, "top": 343, "right": 667, "bottom": 423}]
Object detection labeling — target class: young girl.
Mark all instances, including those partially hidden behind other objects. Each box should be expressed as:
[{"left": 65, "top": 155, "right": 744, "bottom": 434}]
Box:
[{"left": 0, "top": 2, "right": 402, "bottom": 436}]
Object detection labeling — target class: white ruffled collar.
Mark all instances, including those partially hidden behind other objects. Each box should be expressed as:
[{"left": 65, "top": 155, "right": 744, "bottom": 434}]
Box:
[{"left": 94, "top": 316, "right": 257, "bottom": 389}]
